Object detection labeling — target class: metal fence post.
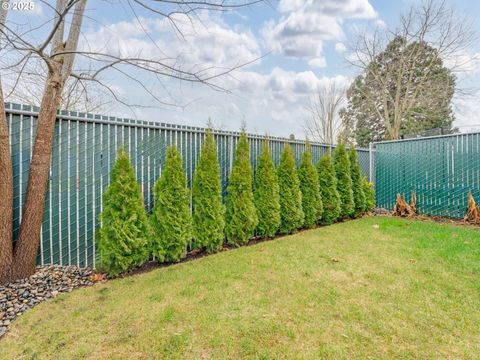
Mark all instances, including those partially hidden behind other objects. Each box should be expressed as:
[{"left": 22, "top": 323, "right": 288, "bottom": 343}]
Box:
[
  {"left": 229, "top": 134, "right": 234, "bottom": 175},
  {"left": 369, "top": 142, "right": 374, "bottom": 184}
]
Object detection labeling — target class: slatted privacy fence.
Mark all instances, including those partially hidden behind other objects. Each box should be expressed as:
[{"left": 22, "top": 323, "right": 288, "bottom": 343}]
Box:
[
  {"left": 374, "top": 132, "right": 480, "bottom": 218},
  {"left": 6, "top": 103, "right": 370, "bottom": 268}
]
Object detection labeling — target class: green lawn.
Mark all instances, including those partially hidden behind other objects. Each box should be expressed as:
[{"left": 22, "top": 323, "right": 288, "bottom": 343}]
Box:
[{"left": 2, "top": 217, "right": 480, "bottom": 359}]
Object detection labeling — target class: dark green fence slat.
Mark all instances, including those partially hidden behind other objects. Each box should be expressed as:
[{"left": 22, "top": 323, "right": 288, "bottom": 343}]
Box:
[
  {"left": 375, "top": 133, "right": 480, "bottom": 218},
  {"left": 6, "top": 103, "right": 371, "bottom": 268}
]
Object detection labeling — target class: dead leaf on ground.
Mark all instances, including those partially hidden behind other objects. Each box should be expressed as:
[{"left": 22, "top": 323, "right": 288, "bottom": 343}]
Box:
[
  {"left": 90, "top": 273, "right": 108, "bottom": 283},
  {"left": 372, "top": 224, "right": 380, "bottom": 229}
]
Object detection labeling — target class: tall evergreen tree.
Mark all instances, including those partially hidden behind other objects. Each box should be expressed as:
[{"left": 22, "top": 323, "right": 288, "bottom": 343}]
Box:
[
  {"left": 192, "top": 130, "right": 225, "bottom": 253},
  {"left": 340, "top": 37, "right": 455, "bottom": 147},
  {"left": 298, "top": 143, "right": 323, "bottom": 228},
  {"left": 277, "top": 144, "right": 304, "bottom": 234},
  {"left": 362, "top": 176, "right": 375, "bottom": 212},
  {"left": 97, "top": 148, "right": 149, "bottom": 276},
  {"left": 349, "top": 147, "right": 366, "bottom": 217},
  {"left": 317, "top": 152, "right": 341, "bottom": 225},
  {"left": 254, "top": 140, "right": 280, "bottom": 237},
  {"left": 225, "top": 132, "right": 258, "bottom": 246},
  {"left": 151, "top": 146, "right": 191, "bottom": 262},
  {"left": 334, "top": 144, "right": 354, "bottom": 218}
]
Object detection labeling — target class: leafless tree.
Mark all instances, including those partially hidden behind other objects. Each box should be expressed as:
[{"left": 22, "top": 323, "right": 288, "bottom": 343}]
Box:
[
  {"left": 0, "top": 0, "right": 265, "bottom": 283},
  {"left": 304, "top": 81, "right": 346, "bottom": 145},
  {"left": 345, "top": 0, "right": 474, "bottom": 141},
  {"left": 1, "top": 59, "right": 112, "bottom": 113}
]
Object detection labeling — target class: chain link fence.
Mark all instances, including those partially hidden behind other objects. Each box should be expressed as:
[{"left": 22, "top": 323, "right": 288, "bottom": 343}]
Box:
[
  {"left": 6, "top": 103, "right": 370, "bottom": 268},
  {"left": 373, "top": 132, "right": 480, "bottom": 218}
]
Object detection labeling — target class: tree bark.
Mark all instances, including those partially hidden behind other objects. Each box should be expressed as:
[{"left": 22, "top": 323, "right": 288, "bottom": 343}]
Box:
[
  {"left": 11, "top": 69, "right": 64, "bottom": 280},
  {"left": 0, "top": 80, "right": 14, "bottom": 284},
  {"left": 1, "top": 0, "right": 85, "bottom": 282}
]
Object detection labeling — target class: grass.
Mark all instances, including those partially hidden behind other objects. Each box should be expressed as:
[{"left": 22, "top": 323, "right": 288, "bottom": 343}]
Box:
[{"left": 2, "top": 217, "right": 480, "bottom": 359}]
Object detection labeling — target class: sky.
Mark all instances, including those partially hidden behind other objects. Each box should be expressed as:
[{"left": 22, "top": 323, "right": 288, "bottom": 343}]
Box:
[{"left": 5, "top": 0, "right": 480, "bottom": 138}]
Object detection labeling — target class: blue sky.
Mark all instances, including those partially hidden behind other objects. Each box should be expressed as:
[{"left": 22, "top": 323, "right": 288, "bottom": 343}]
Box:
[{"left": 6, "top": 0, "right": 480, "bottom": 137}]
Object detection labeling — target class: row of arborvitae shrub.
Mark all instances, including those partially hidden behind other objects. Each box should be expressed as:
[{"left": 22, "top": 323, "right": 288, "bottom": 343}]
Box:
[{"left": 97, "top": 131, "right": 374, "bottom": 276}]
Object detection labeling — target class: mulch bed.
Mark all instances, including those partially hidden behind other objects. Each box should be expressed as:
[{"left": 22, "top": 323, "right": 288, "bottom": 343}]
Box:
[
  {"left": 374, "top": 207, "right": 480, "bottom": 228},
  {"left": 125, "top": 236, "right": 282, "bottom": 277}
]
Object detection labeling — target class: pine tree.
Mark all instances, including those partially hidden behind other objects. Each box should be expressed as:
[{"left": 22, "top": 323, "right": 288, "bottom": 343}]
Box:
[
  {"left": 151, "top": 145, "right": 191, "bottom": 262},
  {"left": 277, "top": 144, "right": 304, "bottom": 234},
  {"left": 97, "top": 148, "right": 149, "bottom": 276},
  {"left": 317, "top": 152, "right": 341, "bottom": 225},
  {"left": 192, "top": 130, "right": 225, "bottom": 253},
  {"left": 298, "top": 143, "right": 323, "bottom": 228},
  {"left": 362, "top": 176, "right": 375, "bottom": 211},
  {"left": 334, "top": 144, "right": 354, "bottom": 218},
  {"left": 225, "top": 132, "right": 258, "bottom": 246},
  {"left": 254, "top": 140, "right": 280, "bottom": 237},
  {"left": 349, "top": 147, "right": 366, "bottom": 217}
]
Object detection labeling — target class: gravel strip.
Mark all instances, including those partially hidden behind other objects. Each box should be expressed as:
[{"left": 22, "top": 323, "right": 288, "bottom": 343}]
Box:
[{"left": 0, "top": 265, "right": 94, "bottom": 338}]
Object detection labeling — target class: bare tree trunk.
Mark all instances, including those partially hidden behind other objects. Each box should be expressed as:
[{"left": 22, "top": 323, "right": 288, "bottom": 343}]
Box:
[
  {"left": 0, "top": 80, "right": 13, "bottom": 284},
  {"left": 11, "top": 69, "right": 64, "bottom": 279},
  {"left": 0, "top": 2, "right": 13, "bottom": 284},
  {"left": 7, "top": 0, "right": 85, "bottom": 281}
]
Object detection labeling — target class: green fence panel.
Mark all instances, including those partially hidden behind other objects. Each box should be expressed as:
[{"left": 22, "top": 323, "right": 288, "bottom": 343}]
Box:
[
  {"left": 374, "top": 133, "right": 480, "bottom": 218},
  {"left": 6, "top": 102, "right": 371, "bottom": 268}
]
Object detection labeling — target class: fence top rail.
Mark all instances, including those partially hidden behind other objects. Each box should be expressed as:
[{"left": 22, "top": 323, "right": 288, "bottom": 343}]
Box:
[
  {"left": 5, "top": 102, "right": 369, "bottom": 151},
  {"left": 372, "top": 130, "right": 480, "bottom": 146}
]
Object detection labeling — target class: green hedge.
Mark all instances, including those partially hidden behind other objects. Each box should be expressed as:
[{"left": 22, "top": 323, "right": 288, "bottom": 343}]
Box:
[
  {"left": 99, "top": 136, "right": 371, "bottom": 276},
  {"left": 317, "top": 153, "right": 341, "bottom": 225},
  {"left": 150, "top": 146, "right": 192, "bottom": 262},
  {"left": 299, "top": 144, "right": 323, "bottom": 228},
  {"left": 334, "top": 144, "right": 354, "bottom": 218},
  {"left": 349, "top": 147, "right": 366, "bottom": 216},
  {"left": 97, "top": 149, "right": 150, "bottom": 276},
  {"left": 278, "top": 144, "right": 304, "bottom": 234},
  {"left": 225, "top": 132, "right": 258, "bottom": 246},
  {"left": 192, "top": 130, "right": 225, "bottom": 253},
  {"left": 254, "top": 140, "right": 281, "bottom": 237},
  {"left": 362, "top": 176, "right": 375, "bottom": 212}
]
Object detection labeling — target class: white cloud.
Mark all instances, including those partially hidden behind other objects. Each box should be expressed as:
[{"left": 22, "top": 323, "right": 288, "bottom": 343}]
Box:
[
  {"left": 279, "top": 0, "right": 377, "bottom": 18},
  {"left": 453, "top": 91, "right": 480, "bottom": 132},
  {"left": 445, "top": 51, "right": 480, "bottom": 75},
  {"left": 172, "top": 68, "right": 351, "bottom": 136},
  {"left": 335, "top": 42, "right": 347, "bottom": 53},
  {"left": 263, "top": 0, "right": 377, "bottom": 62},
  {"left": 108, "top": 65, "right": 353, "bottom": 138},
  {"left": 374, "top": 19, "right": 387, "bottom": 28},
  {"left": 81, "top": 12, "right": 261, "bottom": 74},
  {"left": 76, "top": 8, "right": 362, "bottom": 138},
  {"left": 308, "top": 57, "right": 327, "bottom": 68}
]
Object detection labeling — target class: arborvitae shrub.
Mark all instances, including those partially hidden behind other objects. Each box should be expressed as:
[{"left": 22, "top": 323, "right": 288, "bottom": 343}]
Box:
[
  {"left": 362, "top": 176, "right": 375, "bottom": 211},
  {"left": 298, "top": 144, "right": 323, "bottom": 228},
  {"left": 317, "top": 153, "right": 341, "bottom": 225},
  {"left": 225, "top": 132, "right": 258, "bottom": 246},
  {"left": 97, "top": 148, "right": 149, "bottom": 276},
  {"left": 349, "top": 147, "right": 366, "bottom": 217},
  {"left": 277, "top": 144, "right": 304, "bottom": 234},
  {"left": 254, "top": 140, "right": 281, "bottom": 237},
  {"left": 334, "top": 144, "right": 354, "bottom": 218},
  {"left": 150, "top": 145, "right": 191, "bottom": 262},
  {"left": 192, "top": 130, "right": 225, "bottom": 253}
]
